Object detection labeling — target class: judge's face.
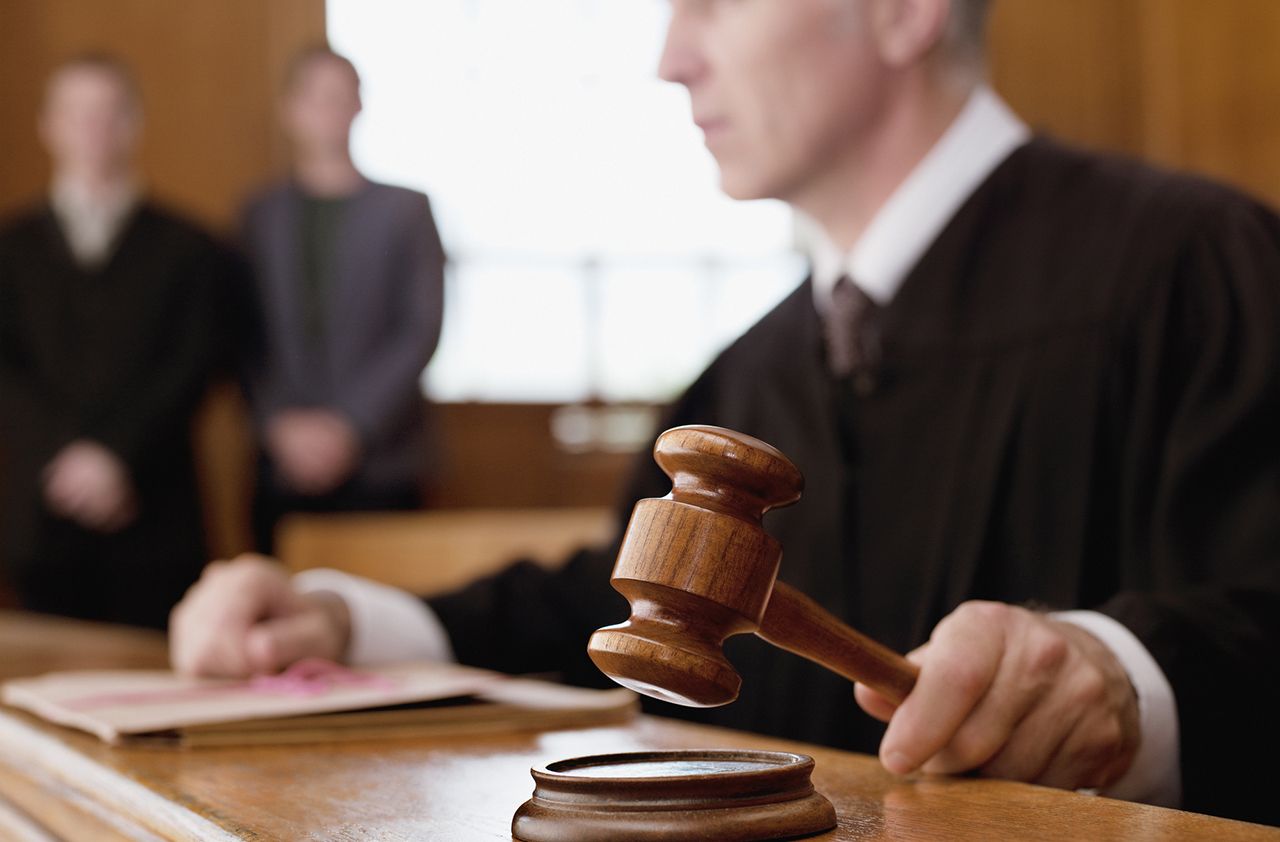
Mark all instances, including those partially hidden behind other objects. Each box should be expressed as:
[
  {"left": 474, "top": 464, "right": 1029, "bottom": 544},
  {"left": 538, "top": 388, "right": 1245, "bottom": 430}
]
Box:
[
  {"left": 282, "top": 58, "right": 362, "bottom": 153},
  {"left": 659, "top": 0, "right": 891, "bottom": 203},
  {"left": 39, "top": 67, "right": 140, "bottom": 176}
]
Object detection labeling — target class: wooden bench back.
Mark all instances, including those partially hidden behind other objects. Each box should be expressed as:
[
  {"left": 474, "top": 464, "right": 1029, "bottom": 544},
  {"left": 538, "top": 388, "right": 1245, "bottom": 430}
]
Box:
[{"left": 276, "top": 508, "right": 615, "bottom": 596}]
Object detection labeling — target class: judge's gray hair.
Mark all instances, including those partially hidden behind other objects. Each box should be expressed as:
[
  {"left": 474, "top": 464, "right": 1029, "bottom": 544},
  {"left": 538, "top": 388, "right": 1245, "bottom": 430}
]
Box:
[{"left": 945, "top": 0, "right": 994, "bottom": 65}]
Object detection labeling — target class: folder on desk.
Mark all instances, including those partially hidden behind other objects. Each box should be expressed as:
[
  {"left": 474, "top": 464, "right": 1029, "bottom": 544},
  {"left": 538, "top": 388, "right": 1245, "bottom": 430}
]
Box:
[{"left": 1, "top": 659, "right": 637, "bottom": 747}]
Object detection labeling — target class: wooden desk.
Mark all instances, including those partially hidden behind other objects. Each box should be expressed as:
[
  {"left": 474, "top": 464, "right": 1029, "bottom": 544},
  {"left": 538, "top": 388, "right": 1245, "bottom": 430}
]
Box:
[{"left": 1, "top": 611, "right": 1276, "bottom": 841}]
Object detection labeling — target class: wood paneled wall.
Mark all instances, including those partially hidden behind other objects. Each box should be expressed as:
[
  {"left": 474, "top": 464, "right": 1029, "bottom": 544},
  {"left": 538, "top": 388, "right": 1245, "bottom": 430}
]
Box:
[
  {"left": 0, "top": 0, "right": 326, "bottom": 226},
  {"left": 989, "top": 0, "right": 1280, "bottom": 206},
  {"left": 430, "top": 404, "right": 639, "bottom": 511}
]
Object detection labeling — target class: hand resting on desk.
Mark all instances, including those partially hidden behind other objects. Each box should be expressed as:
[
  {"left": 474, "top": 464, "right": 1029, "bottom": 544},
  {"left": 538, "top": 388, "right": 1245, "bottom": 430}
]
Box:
[{"left": 170, "top": 555, "right": 351, "bottom": 678}]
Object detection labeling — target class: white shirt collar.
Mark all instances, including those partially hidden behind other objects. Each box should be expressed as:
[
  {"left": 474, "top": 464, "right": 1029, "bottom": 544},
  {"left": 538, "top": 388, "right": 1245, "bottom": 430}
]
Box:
[
  {"left": 50, "top": 175, "right": 140, "bottom": 268},
  {"left": 805, "top": 86, "right": 1030, "bottom": 312}
]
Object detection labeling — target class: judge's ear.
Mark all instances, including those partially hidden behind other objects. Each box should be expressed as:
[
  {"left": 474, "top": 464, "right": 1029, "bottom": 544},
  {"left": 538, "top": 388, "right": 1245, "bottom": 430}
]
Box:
[{"left": 867, "top": 0, "right": 951, "bottom": 68}]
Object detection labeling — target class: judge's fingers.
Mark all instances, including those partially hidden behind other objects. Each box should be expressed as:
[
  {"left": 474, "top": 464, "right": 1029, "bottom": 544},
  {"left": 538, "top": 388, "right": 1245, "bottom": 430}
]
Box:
[
  {"left": 917, "top": 610, "right": 1069, "bottom": 776},
  {"left": 171, "top": 603, "right": 252, "bottom": 678},
  {"left": 244, "top": 596, "right": 347, "bottom": 675},
  {"left": 170, "top": 562, "right": 240, "bottom": 676},
  {"left": 968, "top": 681, "right": 1082, "bottom": 786},
  {"left": 878, "top": 602, "right": 1008, "bottom": 775},
  {"left": 981, "top": 625, "right": 1140, "bottom": 789},
  {"left": 1030, "top": 708, "right": 1135, "bottom": 791},
  {"left": 854, "top": 683, "right": 897, "bottom": 724},
  {"left": 170, "top": 556, "right": 298, "bottom": 677},
  {"left": 855, "top": 645, "right": 927, "bottom": 724}
]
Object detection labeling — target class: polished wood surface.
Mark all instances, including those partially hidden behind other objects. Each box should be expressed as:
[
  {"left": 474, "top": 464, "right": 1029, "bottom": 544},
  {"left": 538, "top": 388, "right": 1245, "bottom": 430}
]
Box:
[
  {"left": 431, "top": 403, "right": 647, "bottom": 510},
  {"left": 0, "top": 611, "right": 169, "bottom": 681},
  {"left": 1, "top": 611, "right": 1278, "bottom": 840},
  {"left": 277, "top": 507, "right": 614, "bottom": 595},
  {"left": 590, "top": 426, "right": 918, "bottom": 709}
]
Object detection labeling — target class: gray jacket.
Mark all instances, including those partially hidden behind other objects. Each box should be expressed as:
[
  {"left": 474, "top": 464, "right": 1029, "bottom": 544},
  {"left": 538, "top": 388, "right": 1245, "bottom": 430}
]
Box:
[{"left": 241, "top": 179, "right": 445, "bottom": 493}]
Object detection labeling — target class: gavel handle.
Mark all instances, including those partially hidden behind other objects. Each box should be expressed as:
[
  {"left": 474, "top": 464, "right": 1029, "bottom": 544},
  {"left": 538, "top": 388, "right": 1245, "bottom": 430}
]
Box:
[{"left": 757, "top": 580, "right": 919, "bottom": 706}]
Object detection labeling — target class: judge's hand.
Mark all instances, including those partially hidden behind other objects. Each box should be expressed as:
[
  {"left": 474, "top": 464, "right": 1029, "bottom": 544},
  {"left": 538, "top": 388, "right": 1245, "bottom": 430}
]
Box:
[
  {"left": 854, "top": 601, "right": 1140, "bottom": 791},
  {"left": 170, "top": 554, "right": 351, "bottom": 678},
  {"left": 266, "top": 409, "right": 362, "bottom": 496},
  {"left": 42, "top": 440, "right": 137, "bottom": 533}
]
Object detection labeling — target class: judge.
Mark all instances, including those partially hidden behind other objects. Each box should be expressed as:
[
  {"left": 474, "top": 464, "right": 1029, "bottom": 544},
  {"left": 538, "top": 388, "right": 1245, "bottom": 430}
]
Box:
[
  {"left": 0, "top": 55, "right": 228, "bottom": 629},
  {"left": 169, "top": 0, "right": 1280, "bottom": 825}
]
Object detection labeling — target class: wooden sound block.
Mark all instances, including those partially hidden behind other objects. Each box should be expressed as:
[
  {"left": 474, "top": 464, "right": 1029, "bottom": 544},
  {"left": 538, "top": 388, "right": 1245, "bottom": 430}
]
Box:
[{"left": 511, "top": 749, "right": 837, "bottom": 841}]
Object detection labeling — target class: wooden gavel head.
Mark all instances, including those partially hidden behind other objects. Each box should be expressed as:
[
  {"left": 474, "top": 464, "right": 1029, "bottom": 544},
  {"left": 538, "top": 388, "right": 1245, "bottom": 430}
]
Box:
[{"left": 587, "top": 425, "right": 804, "bottom": 707}]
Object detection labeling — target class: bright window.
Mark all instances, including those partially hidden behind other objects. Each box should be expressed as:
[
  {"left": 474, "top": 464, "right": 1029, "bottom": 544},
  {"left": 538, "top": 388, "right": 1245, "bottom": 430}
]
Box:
[{"left": 328, "top": 0, "right": 805, "bottom": 402}]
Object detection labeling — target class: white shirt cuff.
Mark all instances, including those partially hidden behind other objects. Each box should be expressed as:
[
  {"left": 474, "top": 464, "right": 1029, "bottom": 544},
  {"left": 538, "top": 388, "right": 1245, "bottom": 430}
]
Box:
[
  {"left": 1053, "top": 609, "right": 1181, "bottom": 808},
  {"left": 293, "top": 568, "right": 456, "bottom": 666}
]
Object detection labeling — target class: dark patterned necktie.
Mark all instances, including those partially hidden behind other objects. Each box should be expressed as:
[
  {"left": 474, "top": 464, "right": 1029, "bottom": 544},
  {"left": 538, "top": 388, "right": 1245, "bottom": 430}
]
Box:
[{"left": 824, "top": 275, "right": 881, "bottom": 380}]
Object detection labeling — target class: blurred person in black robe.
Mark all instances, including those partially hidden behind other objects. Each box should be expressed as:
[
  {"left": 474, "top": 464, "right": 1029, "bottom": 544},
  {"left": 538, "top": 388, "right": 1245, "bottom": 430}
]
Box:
[
  {"left": 168, "top": 0, "right": 1280, "bottom": 825},
  {"left": 0, "top": 54, "right": 228, "bottom": 629}
]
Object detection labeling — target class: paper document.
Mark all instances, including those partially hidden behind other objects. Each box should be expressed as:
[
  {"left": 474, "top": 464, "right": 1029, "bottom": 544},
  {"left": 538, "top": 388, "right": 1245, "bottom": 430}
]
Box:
[{"left": 2, "top": 659, "right": 637, "bottom": 746}]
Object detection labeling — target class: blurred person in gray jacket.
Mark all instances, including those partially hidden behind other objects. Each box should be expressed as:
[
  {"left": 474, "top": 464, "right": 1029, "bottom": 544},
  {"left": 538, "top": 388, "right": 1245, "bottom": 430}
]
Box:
[{"left": 241, "top": 46, "right": 445, "bottom": 551}]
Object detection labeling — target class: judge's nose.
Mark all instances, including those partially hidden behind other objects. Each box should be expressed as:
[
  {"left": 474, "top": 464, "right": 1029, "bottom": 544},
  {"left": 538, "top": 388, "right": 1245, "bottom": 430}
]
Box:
[{"left": 657, "top": 4, "right": 708, "bottom": 89}]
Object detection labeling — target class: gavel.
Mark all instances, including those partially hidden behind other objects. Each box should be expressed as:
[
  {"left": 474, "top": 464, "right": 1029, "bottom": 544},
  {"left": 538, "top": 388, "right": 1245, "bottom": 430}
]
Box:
[{"left": 588, "top": 425, "right": 919, "bottom": 708}]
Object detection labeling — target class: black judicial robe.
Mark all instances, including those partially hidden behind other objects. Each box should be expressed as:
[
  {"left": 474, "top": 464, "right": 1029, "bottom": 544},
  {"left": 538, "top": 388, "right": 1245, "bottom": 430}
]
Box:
[
  {"left": 429, "top": 138, "right": 1280, "bottom": 825},
  {"left": 0, "top": 203, "right": 226, "bottom": 629}
]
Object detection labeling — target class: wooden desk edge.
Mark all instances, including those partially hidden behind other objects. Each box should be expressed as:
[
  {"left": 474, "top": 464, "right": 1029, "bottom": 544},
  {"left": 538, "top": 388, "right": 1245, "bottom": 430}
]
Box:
[
  {"left": 3, "top": 611, "right": 1279, "bottom": 840},
  {"left": 0, "top": 708, "right": 236, "bottom": 842}
]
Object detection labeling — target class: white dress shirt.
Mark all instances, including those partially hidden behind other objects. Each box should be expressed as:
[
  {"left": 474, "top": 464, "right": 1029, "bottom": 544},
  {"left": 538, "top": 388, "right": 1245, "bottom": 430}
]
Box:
[
  {"left": 295, "top": 568, "right": 454, "bottom": 665},
  {"left": 49, "top": 176, "right": 139, "bottom": 268},
  {"left": 300, "top": 85, "right": 1180, "bottom": 809},
  {"left": 803, "top": 85, "right": 1030, "bottom": 312}
]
